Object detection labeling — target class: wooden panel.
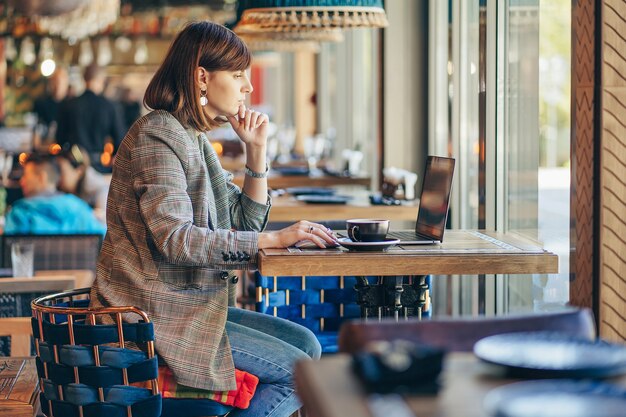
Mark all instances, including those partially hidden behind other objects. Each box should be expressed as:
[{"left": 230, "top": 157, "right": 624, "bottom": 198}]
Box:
[
  {"left": 570, "top": 0, "right": 596, "bottom": 309},
  {"left": 600, "top": 0, "right": 626, "bottom": 342},
  {"left": 602, "top": 1, "right": 626, "bottom": 87}
]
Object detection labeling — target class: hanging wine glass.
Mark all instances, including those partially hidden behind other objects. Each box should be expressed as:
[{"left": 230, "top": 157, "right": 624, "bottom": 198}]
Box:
[
  {"left": 19, "top": 37, "right": 36, "bottom": 65},
  {"left": 78, "top": 39, "right": 94, "bottom": 67},
  {"left": 2, "top": 153, "right": 13, "bottom": 187},
  {"left": 97, "top": 37, "right": 112, "bottom": 66}
]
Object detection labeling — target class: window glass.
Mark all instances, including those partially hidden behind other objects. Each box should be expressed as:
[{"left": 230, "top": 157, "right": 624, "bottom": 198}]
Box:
[
  {"left": 430, "top": 0, "right": 571, "bottom": 314},
  {"left": 504, "top": 0, "right": 571, "bottom": 312}
]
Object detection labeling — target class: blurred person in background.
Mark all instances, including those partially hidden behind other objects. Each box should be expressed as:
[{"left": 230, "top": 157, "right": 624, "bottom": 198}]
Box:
[
  {"left": 120, "top": 86, "right": 141, "bottom": 132},
  {"left": 3, "top": 153, "right": 106, "bottom": 235},
  {"left": 57, "top": 64, "right": 126, "bottom": 172},
  {"left": 33, "top": 66, "right": 69, "bottom": 142},
  {"left": 56, "top": 144, "right": 110, "bottom": 221}
]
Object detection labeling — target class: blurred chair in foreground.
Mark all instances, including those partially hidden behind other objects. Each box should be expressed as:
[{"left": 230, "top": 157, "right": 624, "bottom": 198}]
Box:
[{"left": 338, "top": 308, "right": 596, "bottom": 353}]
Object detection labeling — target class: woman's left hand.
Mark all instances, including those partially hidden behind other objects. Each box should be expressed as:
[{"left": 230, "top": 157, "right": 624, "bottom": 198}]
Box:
[{"left": 227, "top": 104, "right": 270, "bottom": 148}]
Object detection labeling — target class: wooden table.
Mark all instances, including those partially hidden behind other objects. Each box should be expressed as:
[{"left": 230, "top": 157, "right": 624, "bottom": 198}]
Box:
[
  {"left": 258, "top": 230, "right": 558, "bottom": 277},
  {"left": 0, "top": 270, "right": 95, "bottom": 293},
  {"left": 294, "top": 353, "right": 626, "bottom": 417},
  {"left": 34, "top": 269, "right": 94, "bottom": 289},
  {"left": 269, "top": 191, "right": 419, "bottom": 222},
  {"left": 0, "top": 357, "right": 39, "bottom": 417},
  {"left": 233, "top": 173, "right": 371, "bottom": 189}
]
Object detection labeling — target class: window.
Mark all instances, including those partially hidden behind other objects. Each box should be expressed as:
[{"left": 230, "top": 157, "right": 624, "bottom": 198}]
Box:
[{"left": 429, "top": 0, "right": 571, "bottom": 314}]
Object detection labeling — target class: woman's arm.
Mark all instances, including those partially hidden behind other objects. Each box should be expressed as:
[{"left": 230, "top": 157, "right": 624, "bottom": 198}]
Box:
[
  {"left": 227, "top": 106, "right": 269, "bottom": 205},
  {"left": 132, "top": 124, "right": 259, "bottom": 270}
]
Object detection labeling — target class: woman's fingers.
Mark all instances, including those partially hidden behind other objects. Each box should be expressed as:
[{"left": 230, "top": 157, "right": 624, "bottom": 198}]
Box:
[
  {"left": 300, "top": 222, "right": 339, "bottom": 247},
  {"left": 243, "top": 109, "right": 252, "bottom": 130},
  {"left": 236, "top": 108, "right": 268, "bottom": 132},
  {"left": 255, "top": 113, "right": 268, "bottom": 129},
  {"left": 249, "top": 111, "right": 260, "bottom": 129}
]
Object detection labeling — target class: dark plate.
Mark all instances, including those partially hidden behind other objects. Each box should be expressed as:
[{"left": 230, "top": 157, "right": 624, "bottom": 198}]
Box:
[
  {"left": 296, "top": 195, "right": 352, "bottom": 204},
  {"left": 272, "top": 166, "right": 310, "bottom": 176},
  {"left": 484, "top": 380, "right": 626, "bottom": 417},
  {"left": 286, "top": 187, "right": 336, "bottom": 196},
  {"left": 337, "top": 237, "right": 400, "bottom": 252},
  {"left": 474, "top": 332, "right": 626, "bottom": 379}
]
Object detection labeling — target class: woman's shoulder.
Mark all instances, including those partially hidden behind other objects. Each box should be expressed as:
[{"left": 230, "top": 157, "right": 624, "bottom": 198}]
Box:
[
  {"left": 136, "top": 110, "right": 184, "bottom": 130},
  {"left": 130, "top": 110, "right": 193, "bottom": 145}
]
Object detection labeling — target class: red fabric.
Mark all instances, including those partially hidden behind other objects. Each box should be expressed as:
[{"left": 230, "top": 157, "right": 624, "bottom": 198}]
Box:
[{"left": 158, "top": 366, "right": 259, "bottom": 409}]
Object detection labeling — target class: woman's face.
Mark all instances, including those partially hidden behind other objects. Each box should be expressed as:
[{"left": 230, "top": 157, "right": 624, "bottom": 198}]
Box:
[{"left": 203, "top": 69, "right": 253, "bottom": 119}]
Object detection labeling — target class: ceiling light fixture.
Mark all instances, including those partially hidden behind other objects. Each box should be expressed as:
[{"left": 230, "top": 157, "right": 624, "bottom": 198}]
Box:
[
  {"left": 37, "top": 0, "right": 121, "bottom": 40},
  {"left": 234, "top": 0, "right": 388, "bottom": 35}
]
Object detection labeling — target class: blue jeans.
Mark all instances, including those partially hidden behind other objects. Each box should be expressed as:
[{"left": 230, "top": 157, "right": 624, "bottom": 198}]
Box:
[{"left": 226, "top": 307, "right": 322, "bottom": 417}]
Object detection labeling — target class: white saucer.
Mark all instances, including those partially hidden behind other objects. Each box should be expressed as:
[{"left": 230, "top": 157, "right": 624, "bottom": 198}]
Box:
[{"left": 337, "top": 237, "right": 400, "bottom": 252}]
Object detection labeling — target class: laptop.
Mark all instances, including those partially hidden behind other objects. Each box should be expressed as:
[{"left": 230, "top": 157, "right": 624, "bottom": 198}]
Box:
[{"left": 386, "top": 156, "right": 455, "bottom": 244}]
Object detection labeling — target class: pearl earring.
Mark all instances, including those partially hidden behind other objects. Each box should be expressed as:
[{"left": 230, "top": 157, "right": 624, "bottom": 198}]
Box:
[{"left": 200, "top": 89, "right": 208, "bottom": 106}]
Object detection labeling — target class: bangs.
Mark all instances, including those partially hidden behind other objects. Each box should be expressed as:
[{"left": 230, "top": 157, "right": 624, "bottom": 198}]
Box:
[
  {"left": 198, "top": 26, "right": 252, "bottom": 72},
  {"left": 229, "top": 38, "right": 252, "bottom": 71}
]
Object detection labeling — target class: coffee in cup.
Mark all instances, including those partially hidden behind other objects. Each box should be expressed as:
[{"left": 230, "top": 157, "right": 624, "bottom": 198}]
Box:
[{"left": 346, "top": 219, "right": 390, "bottom": 242}]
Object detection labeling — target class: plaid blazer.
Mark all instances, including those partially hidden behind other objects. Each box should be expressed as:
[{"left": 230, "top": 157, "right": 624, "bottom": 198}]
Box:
[{"left": 91, "top": 110, "right": 271, "bottom": 391}]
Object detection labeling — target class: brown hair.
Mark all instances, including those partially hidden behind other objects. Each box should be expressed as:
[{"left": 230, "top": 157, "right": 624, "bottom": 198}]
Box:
[{"left": 144, "top": 21, "right": 251, "bottom": 131}]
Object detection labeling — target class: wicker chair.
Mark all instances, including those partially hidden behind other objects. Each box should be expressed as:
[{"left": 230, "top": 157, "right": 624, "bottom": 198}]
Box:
[{"left": 31, "top": 288, "right": 233, "bottom": 417}]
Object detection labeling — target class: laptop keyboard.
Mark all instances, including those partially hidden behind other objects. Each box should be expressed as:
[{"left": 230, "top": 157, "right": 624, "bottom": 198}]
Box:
[{"left": 387, "top": 231, "right": 421, "bottom": 240}]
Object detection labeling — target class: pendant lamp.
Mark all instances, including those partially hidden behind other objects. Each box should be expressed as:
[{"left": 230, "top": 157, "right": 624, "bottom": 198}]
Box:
[
  {"left": 241, "top": 30, "right": 344, "bottom": 42},
  {"left": 234, "top": 0, "right": 388, "bottom": 35},
  {"left": 238, "top": 28, "right": 344, "bottom": 53},
  {"left": 241, "top": 35, "right": 322, "bottom": 53}
]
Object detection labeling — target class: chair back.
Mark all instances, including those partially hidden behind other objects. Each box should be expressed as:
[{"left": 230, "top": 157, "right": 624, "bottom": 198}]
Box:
[
  {"left": 339, "top": 308, "right": 596, "bottom": 353},
  {"left": 2, "top": 234, "right": 103, "bottom": 273},
  {"left": 256, "top": 274, "right": 363, "bottom": 353},
  {"left": 256, "top": 274, "right": 432, "bottom": 353},
  {"left": 31, "top": 288, "right": 163, "bottom": 417}
]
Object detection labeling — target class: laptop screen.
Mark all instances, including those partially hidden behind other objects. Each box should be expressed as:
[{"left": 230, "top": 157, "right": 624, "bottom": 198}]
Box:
[{"left": 414, "top": 156, "right": 455, "bottom": 241}]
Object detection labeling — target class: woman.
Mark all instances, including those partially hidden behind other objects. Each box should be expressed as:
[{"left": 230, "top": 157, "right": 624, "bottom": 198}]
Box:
[{"left": 90, "top": 22, "right": 337, "bottom": 417}]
